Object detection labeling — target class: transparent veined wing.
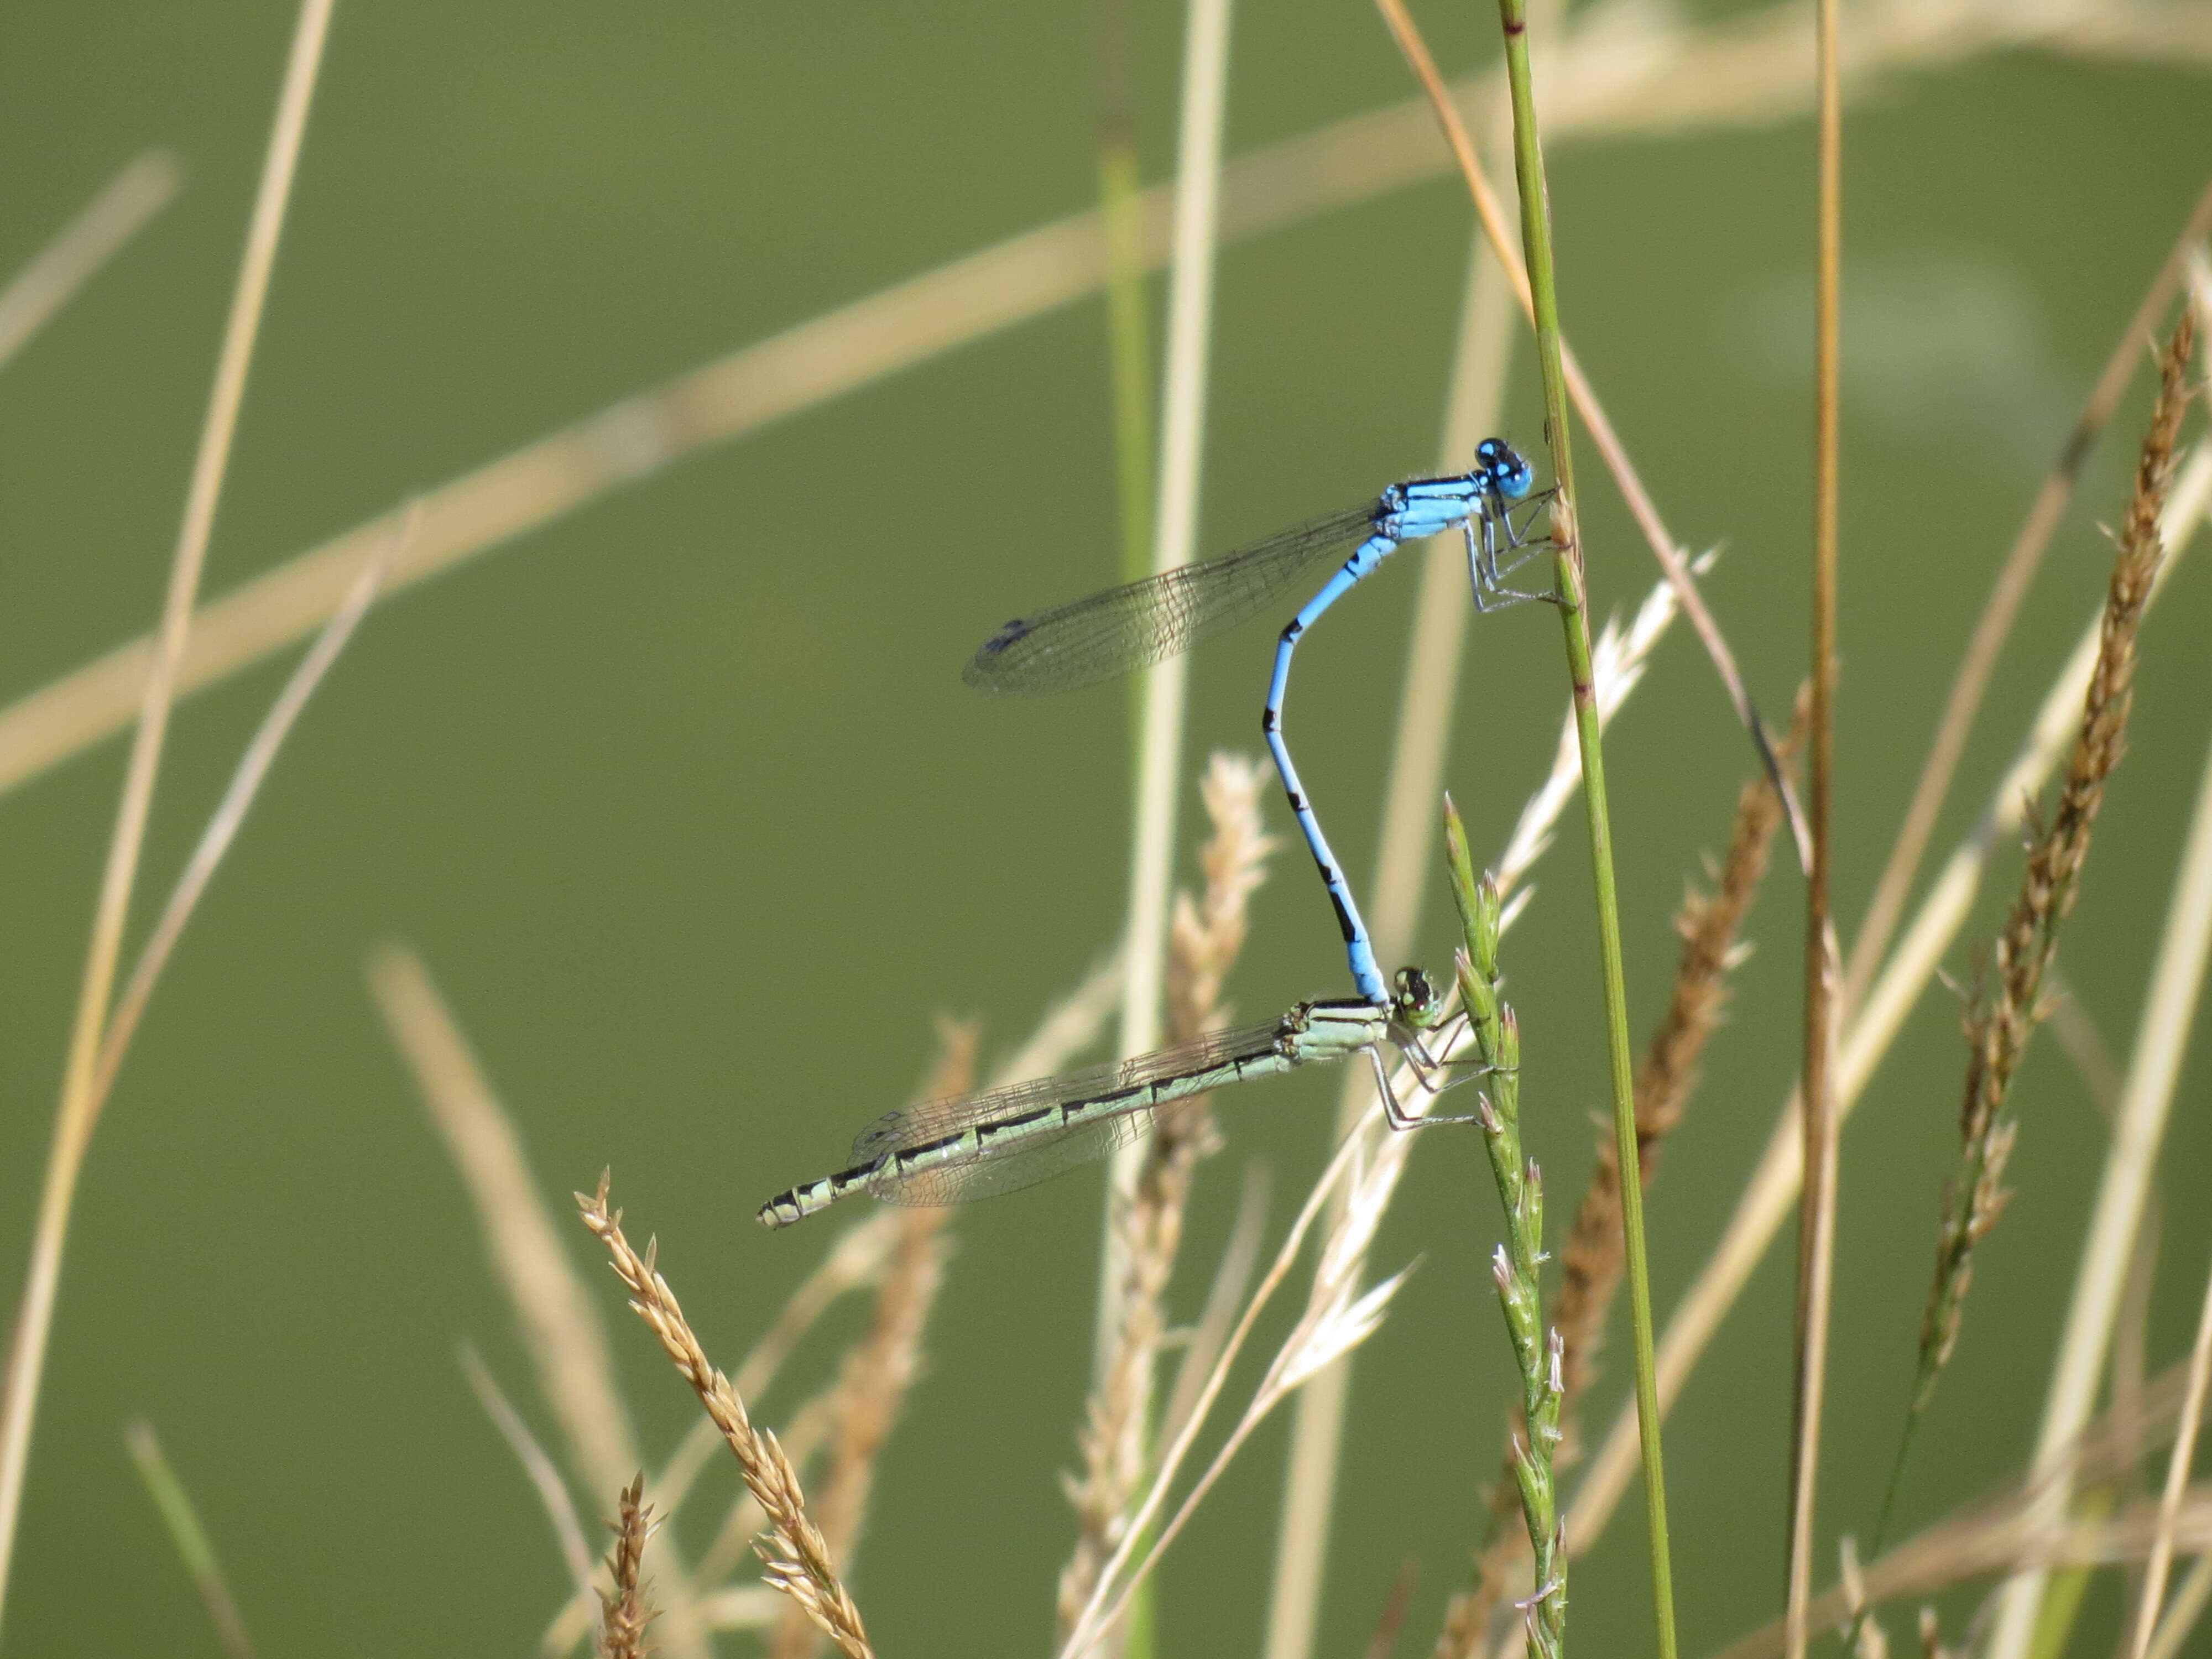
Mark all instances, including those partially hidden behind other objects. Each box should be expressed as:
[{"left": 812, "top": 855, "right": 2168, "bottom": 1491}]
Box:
[
  {"left": 963, "top": 502, "right": 1378, "bottom": 695},
  {"left": 851, "top": 1019, "right": 1290, "bottom": 1206}
]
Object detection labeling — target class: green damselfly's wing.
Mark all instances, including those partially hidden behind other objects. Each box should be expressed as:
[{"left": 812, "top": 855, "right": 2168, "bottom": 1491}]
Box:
[{"left": 852, "top": 1018, "right": 1291, "bottom": 1207}]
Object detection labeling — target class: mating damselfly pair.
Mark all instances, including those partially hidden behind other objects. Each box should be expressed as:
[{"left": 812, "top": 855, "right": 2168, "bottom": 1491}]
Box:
[{"left": 759, "top": 440, "right": 1555, "bottom": 1228}]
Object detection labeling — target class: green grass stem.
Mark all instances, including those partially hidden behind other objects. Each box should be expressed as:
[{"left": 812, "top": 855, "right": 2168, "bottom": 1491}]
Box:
[
  {"left": 124, "top": 1421, "right": 255, "bottom": 1659},
  {"left": 1492, "top": 6, "right": 1677, "bottom": 1657}
]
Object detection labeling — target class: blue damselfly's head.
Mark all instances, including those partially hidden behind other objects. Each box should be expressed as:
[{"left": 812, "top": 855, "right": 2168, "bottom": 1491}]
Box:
[
  {"left": 1391, "top": 964, "right": 1448, "bottom": 1030},
  {"left": 1473, "top": 436, "right": 1533, "bottom": 501}
]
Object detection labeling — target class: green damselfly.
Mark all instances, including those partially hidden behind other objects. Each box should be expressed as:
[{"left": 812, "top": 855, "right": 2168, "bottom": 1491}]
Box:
[{"left": 757, "top": 968, "right": 1479, "bottom": 1229}]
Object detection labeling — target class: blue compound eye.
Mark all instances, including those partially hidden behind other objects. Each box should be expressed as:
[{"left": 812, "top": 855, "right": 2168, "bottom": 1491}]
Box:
[{"left": 1476, "top": 437, "right": 1533, "bottom": 500}]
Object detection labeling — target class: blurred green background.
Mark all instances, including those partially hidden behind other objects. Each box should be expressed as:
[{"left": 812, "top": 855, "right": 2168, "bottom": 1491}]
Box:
[{"left": 1, "top": 2, "right": 2209, "bottom": 1655}]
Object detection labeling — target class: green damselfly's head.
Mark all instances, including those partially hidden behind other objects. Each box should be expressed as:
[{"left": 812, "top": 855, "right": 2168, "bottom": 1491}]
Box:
[{"left": 1390, "top": 965, "right": 1448, "bottom": 1030}]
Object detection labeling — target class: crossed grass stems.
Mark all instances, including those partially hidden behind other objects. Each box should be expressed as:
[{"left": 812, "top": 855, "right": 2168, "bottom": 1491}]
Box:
[
  {"left": 4, "top": 1, "right": 2212, "bottom": 1657},
  {"left": 469, "top": 293, "right": 2202, "bottom": 1657}
]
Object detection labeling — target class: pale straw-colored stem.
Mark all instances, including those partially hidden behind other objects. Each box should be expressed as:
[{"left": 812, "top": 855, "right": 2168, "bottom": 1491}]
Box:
[
  {"left": 459, "top": 1344, "right": 598, "bottom": 1597},
  {"left": 2144, "top": 1552, "right": 2212, "bottom": 1659},
  {"left": 1841, "top": 173, "right": 2212, "bottom": 1015},
  {"left": 1565, "top": 442, "right": 2212, "bottom": 1556},
  {"left": 1987, "top": 701, "right": 2212, "bottom": 1659},
  {"left": 1262, "top": 84, "right": 1522, "bottom": 1659},
  {"left": 370, "top": 949, "right": 645, "bottom": 1498},
  {"left": 1710, "top": 1352, "right": 2207, "bottom": 1659},
  {"left": 1159, "top": 1162, "right": 1271, "bottom": 1450},
  {"left": 0, "top": 1, "right": 332, "bottom": 1629},
  {"left": 1096, "top": 0, "right": 1232, "bottom": 1391},
  {"left": 1061, "top": 1111, "right": 1390, "bottom": 1659},
  {"left": 0, "top": 0, "right": 2130, "bottom": 806},
  {"left": 372, "top": 946, "right": 712, "bottom": 1659},
  {"left": 1787, "top": 0, "right": 1845, "bottom": 1650},
  {"left": 2128, "top": 1254, "right": 2212, "bottom": 1659},
  {"left": 0, "top": 150, "right": 179, "bottom": 372},
  {"left": 95, "top": 524, "right": 394, "bottom": 1104}
]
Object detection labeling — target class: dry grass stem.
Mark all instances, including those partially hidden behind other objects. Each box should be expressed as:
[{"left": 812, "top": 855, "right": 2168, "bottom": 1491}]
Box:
[
  {"left": 1098, "top": 0, "right": 1234, "bottom": 1483},
  {"left": 1564, "top": 440, "right": 2212, "bottom": 1561},
  {"left": 1921, "top": 309, "right": 2195, "bottom": 1412},
  {"left": 1060, "top": 1101, "right": 1408, "bottom": 1659},
  {"left": 2127, "top": 1252, "right": 2212, "bottom": 1659},
  {"left": 1438, "top": 694, "right": 1804, "bottom": 1655},
  {"left": 1707, "top": 1346, "right": 2206, "bottom": 1659},
  {"left": 1373, "top": 0, "right": 1787, "bottom": 856},
  {"left": 1160, "top": 1162, "right": 1270, "bottom": 1450},
  {"left": 0, "top": 0, "right": 334, "bottom": 1624},
  {"left": 95, "top": 517, "right": 400, "bottom": 1104},
  {"left": 375, "top": 950, "right": 716, "bottom": 1659},
  {"left": 1361, "top": 1559, "right": 1422, "bottom": 1659},
  {"left": 599, "top": 1477, "right": 660, "bottom": 1659},
  {"left": 769, "top": 1021, "right": 975, "bottom": 1659},
  {"left": 370, "top": 948, "right": 644, "bottom": 1499},
  {"left": 1563, "top": 691, "right": 1807, "bottom": 1424},
  {"left": 0, "top": 0, "right": 2152, "bottom": 805},
  {"left": 461, "top": 1343, "right": 597, "bottom": 1595},
  {"left": 1713, "top": 1486, "right": 2212, "bottom": 1659},
  {"left": 2042, "top": 966, "right": 2126, "bottom": 1119},
  {"left": 123, "top": 1420, "right": 255, "bottom": 1659},
  {"left": 1789, "top": 2, "right": 1847, "bottom": 1646},
  {"left": 0, "top": 150, "right": 179, "bottom": 371},
  {"left": 1842, "top": 173, "right": 2212, "bottom": 1014},
  {"left": 2144, "top": 1552, "right": 2212, "bottom": 1659},
  {"left": 578, "top": 1177, "right": 870, "bottom": 1658},
  {"left": 1061, "top": 753, "right": 1275, "bottom": 1640},
  {"left": 1495, "top": 554, "right": 1708, "bottom": 895}
]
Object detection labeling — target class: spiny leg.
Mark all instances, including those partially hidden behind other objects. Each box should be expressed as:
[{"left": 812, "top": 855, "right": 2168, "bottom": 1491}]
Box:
[
  {"left": 1262, "top": 538, "right": 1396, "bottom": 1005},
  {"left": 1467, "top": 484, "right": 1567, "bottom": 609},
  {"left": 1370, "top": 1042, "right": 1486, "bottom": 1130}
]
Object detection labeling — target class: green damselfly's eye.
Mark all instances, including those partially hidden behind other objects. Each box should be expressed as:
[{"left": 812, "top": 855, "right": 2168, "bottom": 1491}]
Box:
[{"left": 1392, "top": 964, "right": 1446, "bottom": 1027}]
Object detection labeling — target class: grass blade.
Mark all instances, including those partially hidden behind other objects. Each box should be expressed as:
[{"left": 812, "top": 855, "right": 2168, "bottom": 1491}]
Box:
[
  {"left": 123, "top": 1420, "right": 255, "bottom": 1659},
  {"left": 0, "top": 1, "right": 335, "bottom": 1626},
  {"left": 0, "top": 151, "right": 179, "bottom": 372}
]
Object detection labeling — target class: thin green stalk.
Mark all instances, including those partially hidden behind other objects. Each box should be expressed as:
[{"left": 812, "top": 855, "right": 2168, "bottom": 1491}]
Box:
[
  {"left": 124, "top": 1421, "right": 255, "bottom": 1659},
  {"left": 1492, "top": 7, "right": 1676, "bottom": 1659},
  {"left": 1447, "top": 801, "right": 1566, "bottom": 1659}
]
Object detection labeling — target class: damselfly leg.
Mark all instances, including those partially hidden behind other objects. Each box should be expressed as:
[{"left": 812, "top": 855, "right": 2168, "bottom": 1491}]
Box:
[{"left": 1468, "top": 486, "right": 1562, "bottom": 612}]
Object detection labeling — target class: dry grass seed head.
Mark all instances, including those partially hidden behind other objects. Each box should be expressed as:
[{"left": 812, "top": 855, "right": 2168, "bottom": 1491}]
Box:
[
  {"left": 599, "top": 1476, "right": 660, "bottom": 1659},
  {"left": 1924, "top": 306, "right": 2197, "bottom": 1384},
  {"left": 576, "top": 1175, "right": 873, "bottom": 1659}
]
